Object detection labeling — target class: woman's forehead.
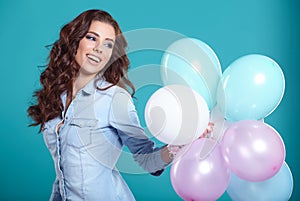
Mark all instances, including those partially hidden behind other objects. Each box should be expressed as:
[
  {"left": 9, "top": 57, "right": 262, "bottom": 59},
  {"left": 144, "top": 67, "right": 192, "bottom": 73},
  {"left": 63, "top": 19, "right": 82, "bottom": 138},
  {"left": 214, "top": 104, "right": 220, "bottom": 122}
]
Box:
[{"left": 88, "top": 21, "right": 116, "bottom": 40}]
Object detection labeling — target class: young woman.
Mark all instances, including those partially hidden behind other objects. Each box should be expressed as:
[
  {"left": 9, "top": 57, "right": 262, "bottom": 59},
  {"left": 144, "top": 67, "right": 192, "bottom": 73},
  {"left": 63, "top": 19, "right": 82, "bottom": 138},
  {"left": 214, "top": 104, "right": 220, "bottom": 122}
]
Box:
[{"left": 27, "top": 9, "right": 174, "bottom": 201}]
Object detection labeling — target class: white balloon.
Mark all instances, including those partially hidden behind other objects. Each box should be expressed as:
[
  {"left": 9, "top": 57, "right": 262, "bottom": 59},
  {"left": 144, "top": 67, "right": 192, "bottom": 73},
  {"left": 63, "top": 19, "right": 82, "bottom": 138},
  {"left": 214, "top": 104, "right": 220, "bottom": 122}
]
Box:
[{"left": 145, "top": 84, "right": 210, "bottom": 145}]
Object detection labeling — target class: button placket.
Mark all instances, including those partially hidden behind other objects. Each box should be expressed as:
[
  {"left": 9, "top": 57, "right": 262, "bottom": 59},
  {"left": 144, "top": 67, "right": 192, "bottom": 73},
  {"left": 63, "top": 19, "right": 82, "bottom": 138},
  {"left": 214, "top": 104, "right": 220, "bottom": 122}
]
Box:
[{"left": 55, "top": 129, "right": 67, "bottom": 200}]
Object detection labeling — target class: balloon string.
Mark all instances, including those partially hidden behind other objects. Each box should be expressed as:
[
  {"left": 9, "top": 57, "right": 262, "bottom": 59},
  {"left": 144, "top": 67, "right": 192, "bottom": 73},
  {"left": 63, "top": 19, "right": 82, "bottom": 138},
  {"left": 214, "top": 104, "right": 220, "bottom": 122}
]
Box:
[{"left": 200, "top": 122, "right": 214, "bottom": 139}]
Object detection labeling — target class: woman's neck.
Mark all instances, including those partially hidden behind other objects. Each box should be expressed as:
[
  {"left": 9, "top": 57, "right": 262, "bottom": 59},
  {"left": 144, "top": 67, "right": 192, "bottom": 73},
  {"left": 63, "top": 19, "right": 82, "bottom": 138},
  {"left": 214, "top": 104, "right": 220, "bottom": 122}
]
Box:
[{"left": 73, "top": 74, "right": 96, "bottom": 97}]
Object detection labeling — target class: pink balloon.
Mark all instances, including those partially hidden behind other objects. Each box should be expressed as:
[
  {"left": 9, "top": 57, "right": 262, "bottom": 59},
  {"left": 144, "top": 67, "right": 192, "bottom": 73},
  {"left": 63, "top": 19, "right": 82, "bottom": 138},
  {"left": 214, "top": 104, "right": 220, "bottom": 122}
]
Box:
[
  {"left": 221, "top": 120, "right": 285, "bottom": 182},
  {"left": 170, "top": 138, "right": 230, "bottom": 201}
]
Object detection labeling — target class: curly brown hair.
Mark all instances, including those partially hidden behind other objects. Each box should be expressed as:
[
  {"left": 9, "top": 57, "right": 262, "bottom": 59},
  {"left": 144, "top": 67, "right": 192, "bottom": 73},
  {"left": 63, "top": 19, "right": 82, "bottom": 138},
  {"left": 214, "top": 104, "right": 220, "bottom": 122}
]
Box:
[{"left": 27, "top": 9, "right": 135, "bottom": 131}]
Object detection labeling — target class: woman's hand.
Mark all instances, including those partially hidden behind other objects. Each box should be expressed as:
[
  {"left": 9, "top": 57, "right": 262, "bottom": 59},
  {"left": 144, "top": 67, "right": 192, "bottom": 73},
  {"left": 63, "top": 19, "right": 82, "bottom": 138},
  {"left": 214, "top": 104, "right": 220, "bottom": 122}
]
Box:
[
  {"left": 161, "top": 122, "right": 215, "bottom": 163},
  {"left": 161, "top": 145, "right": 177, "bottom": 163}
]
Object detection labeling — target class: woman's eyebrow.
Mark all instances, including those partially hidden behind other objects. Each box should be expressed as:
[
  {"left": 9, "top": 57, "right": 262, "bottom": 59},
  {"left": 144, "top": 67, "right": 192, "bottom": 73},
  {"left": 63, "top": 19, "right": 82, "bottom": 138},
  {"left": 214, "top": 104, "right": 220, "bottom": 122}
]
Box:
[{"left": 87, "top": 31, "right": 115, "bottom": 43}]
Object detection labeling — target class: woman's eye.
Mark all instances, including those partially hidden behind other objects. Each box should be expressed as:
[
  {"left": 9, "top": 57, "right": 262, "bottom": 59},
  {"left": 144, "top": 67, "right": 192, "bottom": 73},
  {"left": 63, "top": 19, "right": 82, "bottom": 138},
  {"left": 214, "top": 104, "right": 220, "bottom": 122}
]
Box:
[
  {"left": 104, "top": 42, "right": 113, "bottom": 49},
  {"left": 85, "top": 35, "right": 96, "bottom": 41}
]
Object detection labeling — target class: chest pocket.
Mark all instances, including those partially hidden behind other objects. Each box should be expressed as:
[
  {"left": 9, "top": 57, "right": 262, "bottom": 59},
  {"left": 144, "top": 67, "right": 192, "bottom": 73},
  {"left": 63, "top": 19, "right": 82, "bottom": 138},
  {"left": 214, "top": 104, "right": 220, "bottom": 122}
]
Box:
[{"left": 67, "top": 118, "right": 98, "bottom": 148}]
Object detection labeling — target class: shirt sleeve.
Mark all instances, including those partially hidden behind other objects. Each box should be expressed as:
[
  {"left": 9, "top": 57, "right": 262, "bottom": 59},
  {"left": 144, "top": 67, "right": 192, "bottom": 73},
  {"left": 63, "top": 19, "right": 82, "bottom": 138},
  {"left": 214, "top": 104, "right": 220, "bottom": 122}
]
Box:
[{"left": 108, "top": 89, "right": 169, "bottom": 174}]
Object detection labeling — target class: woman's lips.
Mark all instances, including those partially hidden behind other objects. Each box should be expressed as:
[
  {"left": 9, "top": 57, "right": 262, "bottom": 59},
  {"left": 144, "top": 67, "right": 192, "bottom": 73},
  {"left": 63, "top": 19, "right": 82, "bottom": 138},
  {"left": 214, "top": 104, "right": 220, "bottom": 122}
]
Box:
[{"left": 87, "top": 54, "right": 101, "bottom": 63}]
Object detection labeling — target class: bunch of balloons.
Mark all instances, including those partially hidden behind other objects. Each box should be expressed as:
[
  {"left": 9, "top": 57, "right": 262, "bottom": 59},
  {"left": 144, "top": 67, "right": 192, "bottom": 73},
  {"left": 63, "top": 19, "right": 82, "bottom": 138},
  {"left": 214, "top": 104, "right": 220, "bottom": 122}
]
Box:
[{"left": 144, "top": 38, "right": 293, "bottom": 200}]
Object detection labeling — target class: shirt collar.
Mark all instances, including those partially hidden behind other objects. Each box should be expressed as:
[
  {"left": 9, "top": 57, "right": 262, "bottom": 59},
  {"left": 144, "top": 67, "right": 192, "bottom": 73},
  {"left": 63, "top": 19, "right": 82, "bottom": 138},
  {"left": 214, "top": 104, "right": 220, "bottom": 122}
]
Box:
[
  {"left": 81, "top": 76, "right": 98, "bottom": 95},
  {"left": 81, "top": 75, "right": 108, "bottom": 95}
]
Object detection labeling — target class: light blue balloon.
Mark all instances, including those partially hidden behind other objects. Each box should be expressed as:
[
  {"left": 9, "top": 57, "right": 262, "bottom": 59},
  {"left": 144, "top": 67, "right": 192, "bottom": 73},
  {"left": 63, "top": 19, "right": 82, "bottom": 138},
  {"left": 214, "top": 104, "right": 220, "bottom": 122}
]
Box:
[
  {"left": 189, "top": 38, "right": 222, "bottom": 77},
  {"left": 162, "top": 53, "right": 213, "bottom": 108},
  {"left": 161, "top": 38, "right": 222, "bottom": 110},
  {"left": 227, "top": 161, "right": 293, "bottom": 201},
  {"left": 219, "top": 54, "right": 285, "bottom": 121}
]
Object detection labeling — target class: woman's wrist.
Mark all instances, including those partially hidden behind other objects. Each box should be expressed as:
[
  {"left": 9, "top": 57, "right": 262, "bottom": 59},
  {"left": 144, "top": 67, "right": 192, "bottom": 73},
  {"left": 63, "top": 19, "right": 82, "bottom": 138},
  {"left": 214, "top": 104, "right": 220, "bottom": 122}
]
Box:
[{"left": 161, "top": 145, "right": 173, "bottom": 164}]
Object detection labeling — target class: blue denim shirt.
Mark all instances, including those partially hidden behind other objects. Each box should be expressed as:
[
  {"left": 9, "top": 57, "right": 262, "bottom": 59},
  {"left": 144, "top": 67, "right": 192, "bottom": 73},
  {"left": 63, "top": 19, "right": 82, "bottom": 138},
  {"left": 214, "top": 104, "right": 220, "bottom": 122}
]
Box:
[{"left": 42, "top": 77, "right": 168, "bottom": 201}]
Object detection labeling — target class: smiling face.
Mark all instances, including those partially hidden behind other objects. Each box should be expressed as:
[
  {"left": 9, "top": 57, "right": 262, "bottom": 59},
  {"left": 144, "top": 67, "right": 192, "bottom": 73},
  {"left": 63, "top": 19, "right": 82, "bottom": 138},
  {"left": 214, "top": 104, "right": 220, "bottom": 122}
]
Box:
[{"left": 75, "top": 20, "right": 116, "bottom": 79}]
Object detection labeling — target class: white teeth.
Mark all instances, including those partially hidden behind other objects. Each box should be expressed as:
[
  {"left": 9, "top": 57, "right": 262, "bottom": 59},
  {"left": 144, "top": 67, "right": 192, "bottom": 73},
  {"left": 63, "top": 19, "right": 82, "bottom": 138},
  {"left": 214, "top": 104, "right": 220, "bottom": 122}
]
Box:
[{"left": 87, "top": 54, "right": 101, "bottom": 63}]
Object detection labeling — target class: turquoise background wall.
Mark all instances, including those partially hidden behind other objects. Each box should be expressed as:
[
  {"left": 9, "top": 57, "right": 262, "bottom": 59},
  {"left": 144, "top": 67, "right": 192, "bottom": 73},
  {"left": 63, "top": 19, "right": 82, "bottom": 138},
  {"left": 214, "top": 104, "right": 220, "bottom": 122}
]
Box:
[{"left": 0, "top": 0, "right": 299, "bottom": 200}]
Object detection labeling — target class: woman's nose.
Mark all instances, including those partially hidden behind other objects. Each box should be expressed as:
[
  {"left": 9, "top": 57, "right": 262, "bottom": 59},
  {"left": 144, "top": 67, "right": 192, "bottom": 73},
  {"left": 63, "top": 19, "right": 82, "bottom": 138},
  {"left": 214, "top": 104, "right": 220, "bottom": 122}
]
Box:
[
  {"left": 93, "top": 46, "right": 102, "bottom": 53},
  {"left": 93, "top": 41, "right": 104, "bottom": 53}
]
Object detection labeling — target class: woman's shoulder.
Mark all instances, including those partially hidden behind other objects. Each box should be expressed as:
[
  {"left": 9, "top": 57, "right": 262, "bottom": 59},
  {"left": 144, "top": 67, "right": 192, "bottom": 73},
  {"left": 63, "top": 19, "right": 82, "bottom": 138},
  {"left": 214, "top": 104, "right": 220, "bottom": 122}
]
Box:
[{"left": 44, "top": 117, "right": 62, "bottom": 130}]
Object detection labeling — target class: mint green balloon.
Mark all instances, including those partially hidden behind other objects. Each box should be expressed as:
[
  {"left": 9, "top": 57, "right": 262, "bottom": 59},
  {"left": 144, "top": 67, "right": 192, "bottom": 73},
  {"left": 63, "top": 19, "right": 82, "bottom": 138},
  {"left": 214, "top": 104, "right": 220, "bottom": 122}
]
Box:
[{"left": 219, "top": 54, "right": 285, "bottom": 121}]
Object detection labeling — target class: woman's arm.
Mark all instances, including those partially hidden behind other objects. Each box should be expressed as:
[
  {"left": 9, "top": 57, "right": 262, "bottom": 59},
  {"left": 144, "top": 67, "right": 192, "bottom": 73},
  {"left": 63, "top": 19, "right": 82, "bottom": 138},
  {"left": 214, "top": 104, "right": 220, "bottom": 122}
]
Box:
[{"left": 109, "top": 90, "right": 170, "bottom": 173}]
